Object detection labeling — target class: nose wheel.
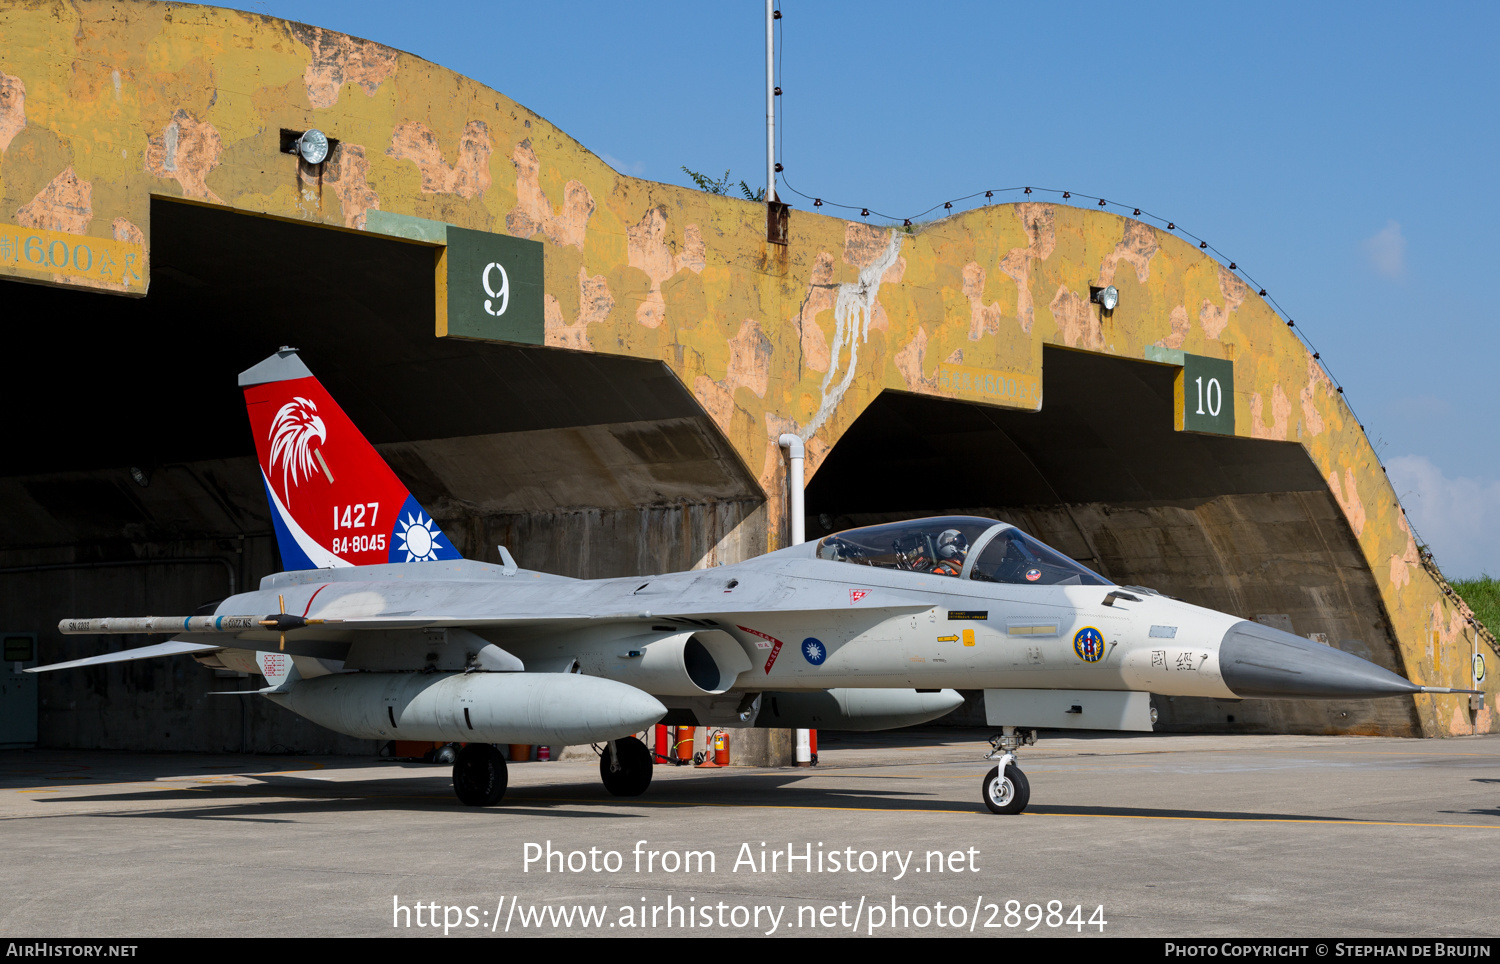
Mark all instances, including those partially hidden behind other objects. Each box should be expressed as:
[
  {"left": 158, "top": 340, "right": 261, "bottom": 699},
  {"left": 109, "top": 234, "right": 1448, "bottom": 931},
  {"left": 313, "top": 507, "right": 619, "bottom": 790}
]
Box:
[
  {"left": 982, "top": 763, "right": 1029, "bottom": 814},
  {"left": 981, "top": 726, "right": 1035, "bottom": 814}
]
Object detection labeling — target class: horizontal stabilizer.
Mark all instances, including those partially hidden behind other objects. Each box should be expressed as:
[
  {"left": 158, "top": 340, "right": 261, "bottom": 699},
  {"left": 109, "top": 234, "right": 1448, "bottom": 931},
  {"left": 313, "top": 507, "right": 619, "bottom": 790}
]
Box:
[{"left": 28, "top": 640, "right": 223, "bottom": 673}]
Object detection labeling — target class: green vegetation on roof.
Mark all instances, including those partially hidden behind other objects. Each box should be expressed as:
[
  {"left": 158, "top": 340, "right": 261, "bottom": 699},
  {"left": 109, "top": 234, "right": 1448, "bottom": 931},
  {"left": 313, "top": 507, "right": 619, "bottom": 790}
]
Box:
[{"left": 1451, "top": 576, "right": 1499, "bottom": 639}]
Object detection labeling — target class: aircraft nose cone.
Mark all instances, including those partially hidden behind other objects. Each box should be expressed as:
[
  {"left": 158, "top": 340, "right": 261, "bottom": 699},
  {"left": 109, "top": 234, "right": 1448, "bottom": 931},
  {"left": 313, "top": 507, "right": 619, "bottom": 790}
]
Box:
[{"left": 1219, "top": 620, "right": 1421, "bottom": 699}]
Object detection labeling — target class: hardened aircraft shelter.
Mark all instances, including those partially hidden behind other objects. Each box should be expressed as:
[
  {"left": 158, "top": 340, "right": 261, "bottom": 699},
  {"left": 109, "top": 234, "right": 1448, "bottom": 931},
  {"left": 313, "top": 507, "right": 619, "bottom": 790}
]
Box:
[{"left": 0, "top": 1, "right": 1489, "bottom": 754}]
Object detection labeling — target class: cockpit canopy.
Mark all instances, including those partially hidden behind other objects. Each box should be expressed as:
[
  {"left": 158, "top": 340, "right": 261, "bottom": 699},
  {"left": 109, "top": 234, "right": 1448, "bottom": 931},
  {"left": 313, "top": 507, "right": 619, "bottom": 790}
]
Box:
[{"left": 815, "top": 515, "right": 1111, "bottom": 587}]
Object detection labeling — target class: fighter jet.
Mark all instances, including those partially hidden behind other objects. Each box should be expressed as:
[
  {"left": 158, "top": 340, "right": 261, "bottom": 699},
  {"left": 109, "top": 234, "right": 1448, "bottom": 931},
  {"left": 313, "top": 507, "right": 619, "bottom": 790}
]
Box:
[{"left": 33, "top": 350, "right": 1476, "bottom": 814}]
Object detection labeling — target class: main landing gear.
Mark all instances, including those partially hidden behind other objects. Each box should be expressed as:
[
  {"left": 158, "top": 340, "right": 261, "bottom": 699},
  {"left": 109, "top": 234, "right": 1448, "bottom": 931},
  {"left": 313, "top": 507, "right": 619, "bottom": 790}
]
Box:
[
  {"left": 982, "top": 726, "right": 1036, "bottom": 814},
  {"left": 453, "top": 743, "right": 508, "bottom": 806},
  {"left": 600, "top": 735, "right": 653, "bottom": 797}
]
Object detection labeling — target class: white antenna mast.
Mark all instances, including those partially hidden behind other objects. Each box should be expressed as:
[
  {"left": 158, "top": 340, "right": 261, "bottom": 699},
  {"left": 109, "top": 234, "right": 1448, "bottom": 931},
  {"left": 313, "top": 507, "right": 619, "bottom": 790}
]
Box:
[{"left": 766, "top": 0, "right": 776, "bottom": 204}]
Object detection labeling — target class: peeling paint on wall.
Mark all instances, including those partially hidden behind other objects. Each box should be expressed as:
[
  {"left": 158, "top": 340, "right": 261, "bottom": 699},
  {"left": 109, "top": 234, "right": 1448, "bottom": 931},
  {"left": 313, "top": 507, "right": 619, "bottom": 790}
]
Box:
[
  {"left": 1157, "top": 304, "right": 1191, "bottom": 349},
  {"left": 507, "top": 140, "right": 591, "bottom": 248},
  {"left": 1389, "top": 510, "right": 1420, "bottom": 590},
  {"left": 1099, "top": 219, "right": 1158, "bottom": 285},
  {"left": 1300, "top": 355, "right": 1332, "bottom": 437},
  {"left": 963, "top": 262, "right": 1005, "bottom": 340},
  {"left": 894, "top": 325, "right": 930, "bottom": 391},
  {"left": 1251, "top": 383, "right": 1291, "bottom": 439},
  {"left": 794, "top": 252, "right": 836, "bottom": 373},
  {"left": 1199, "top": 264, "right": 1248, "bottom": 340},
  {"left": 1328, "top": 466, "right": 1367, "bottom": 537},
  {"left": 544, "top": 265, "right": 614, "bottom": 351},
  {"left": 16, "top": 166, "right": 90, "bottom": 233},
  {"left": 998, "top": 202, "right": 1056, "bottom": 333},
  {"left": 388, "top": 120, "right": 491, "bottom": 199},
  {"left": 293, "top": 24, "right": 398, "bottom": 110},
  {"left": 144, "top": 110, "right": 223, "bottom": 202},
  {"left": 1049, "top": 285, "right": 1105, "bottom": 350},
  {"left": 325, "top": 144, "right": 380, "bottom": 229},
  {"left": 626, "top": 206, "right": 704, "bottom": 328},
  {"left": 0, "top": 72, "right": 24, "bottom": 152}
]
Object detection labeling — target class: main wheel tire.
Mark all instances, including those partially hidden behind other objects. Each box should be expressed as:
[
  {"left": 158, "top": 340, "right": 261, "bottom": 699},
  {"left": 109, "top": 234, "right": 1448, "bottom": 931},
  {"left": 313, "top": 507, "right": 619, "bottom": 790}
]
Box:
[
  {"left": 981, "top": 764, "right": 1030, "bottom": 814},
  {"left": 453, "top": 743, "right": 508, "bottom": 806},
  {"left": 600, "top": 736, "right": 653, "bottom": 797}
]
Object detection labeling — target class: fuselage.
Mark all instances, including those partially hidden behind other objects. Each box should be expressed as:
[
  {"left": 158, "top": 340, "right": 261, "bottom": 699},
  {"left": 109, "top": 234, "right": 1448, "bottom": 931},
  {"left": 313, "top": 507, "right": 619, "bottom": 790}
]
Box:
[{"left": 198, "top": 517, "right": 1417, "bottom": 706}]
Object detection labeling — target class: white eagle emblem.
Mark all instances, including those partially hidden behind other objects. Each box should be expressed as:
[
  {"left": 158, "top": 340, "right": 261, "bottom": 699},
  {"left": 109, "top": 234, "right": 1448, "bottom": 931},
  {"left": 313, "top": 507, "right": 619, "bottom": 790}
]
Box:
[{"left": 268, "top": 396, "right": 329, "bottom": 503}]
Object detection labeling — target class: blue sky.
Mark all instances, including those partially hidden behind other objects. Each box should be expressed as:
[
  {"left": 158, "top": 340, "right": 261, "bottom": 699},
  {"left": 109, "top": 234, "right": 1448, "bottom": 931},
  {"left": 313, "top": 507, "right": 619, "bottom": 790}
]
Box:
[{"left": 225, "top": 1, "right": 1500, "bottom": 576}]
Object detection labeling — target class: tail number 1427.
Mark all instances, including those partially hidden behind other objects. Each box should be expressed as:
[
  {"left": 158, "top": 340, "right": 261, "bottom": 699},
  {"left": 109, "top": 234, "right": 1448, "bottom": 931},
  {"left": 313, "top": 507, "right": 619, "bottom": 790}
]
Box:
[{"left": 333, "top": 503, "right": 380, "bottom": 530}]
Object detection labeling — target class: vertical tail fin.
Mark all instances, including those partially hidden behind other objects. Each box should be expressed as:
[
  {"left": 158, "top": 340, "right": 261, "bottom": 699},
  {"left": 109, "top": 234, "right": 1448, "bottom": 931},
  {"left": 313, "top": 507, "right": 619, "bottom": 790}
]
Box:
[{"left": 239, "top": 349, "right": 461, "bottom": 570}]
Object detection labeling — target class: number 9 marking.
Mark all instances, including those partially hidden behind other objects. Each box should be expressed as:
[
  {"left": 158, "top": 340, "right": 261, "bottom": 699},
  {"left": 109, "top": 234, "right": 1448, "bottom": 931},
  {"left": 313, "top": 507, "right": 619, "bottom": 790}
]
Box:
[{"left": 483, "top": 261, "right": 510, "bottom": 316}]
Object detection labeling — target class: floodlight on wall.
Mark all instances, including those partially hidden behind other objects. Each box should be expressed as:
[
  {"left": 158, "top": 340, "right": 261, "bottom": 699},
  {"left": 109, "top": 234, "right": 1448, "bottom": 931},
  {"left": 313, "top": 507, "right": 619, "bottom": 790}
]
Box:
[
  {"left": 279, "top": 128, "right": 337, "bottom": 165},
  {"left": 297, "top": 129, "right": 330, "bottom": 165},
  {"left": 1089, "top": 285, "right": 1119, "bottom": 311}
]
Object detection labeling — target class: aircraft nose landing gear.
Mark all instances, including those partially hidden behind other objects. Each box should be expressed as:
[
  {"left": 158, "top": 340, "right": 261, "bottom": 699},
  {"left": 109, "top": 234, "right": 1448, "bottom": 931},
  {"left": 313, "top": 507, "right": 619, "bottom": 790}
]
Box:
[{"left": 982, "top": 726, "right": 1036, "bottom": 814}]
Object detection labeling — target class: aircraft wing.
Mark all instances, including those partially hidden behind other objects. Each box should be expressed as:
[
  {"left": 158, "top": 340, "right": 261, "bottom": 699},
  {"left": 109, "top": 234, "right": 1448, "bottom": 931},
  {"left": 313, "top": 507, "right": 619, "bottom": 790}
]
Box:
[{"left": 27, "top": 640, "right": 226, "bottom": 673}]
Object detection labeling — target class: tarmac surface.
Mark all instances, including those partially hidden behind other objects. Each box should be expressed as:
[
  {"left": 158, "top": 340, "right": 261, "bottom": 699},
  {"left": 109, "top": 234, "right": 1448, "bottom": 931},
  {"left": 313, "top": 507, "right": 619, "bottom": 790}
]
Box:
[{"left": 2, "top": 728, "right": 1497, "bottom": 938}]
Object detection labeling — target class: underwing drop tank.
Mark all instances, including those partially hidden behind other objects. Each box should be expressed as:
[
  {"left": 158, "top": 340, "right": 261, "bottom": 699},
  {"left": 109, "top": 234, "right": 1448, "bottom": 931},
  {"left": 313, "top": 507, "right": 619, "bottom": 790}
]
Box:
[{"left": 268, "top": 671, "right": 667, "bottom": 746}]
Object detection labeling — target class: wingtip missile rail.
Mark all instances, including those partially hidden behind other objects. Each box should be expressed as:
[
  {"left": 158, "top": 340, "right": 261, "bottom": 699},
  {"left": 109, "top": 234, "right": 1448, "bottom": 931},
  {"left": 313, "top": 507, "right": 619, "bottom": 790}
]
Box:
[{"left": 60, "top": 615, "right": 268, "bottom": 635}]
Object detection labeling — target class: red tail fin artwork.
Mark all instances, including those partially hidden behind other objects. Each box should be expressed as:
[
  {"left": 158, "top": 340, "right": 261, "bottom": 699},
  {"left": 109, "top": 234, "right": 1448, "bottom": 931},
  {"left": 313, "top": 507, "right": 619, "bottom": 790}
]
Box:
[{"left": 239, "top": 349, "right": 461, "bottom": 570}]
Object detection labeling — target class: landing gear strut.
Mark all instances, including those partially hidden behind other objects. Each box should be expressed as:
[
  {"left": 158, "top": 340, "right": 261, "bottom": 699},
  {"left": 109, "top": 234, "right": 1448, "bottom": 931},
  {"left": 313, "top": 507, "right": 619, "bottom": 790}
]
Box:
[
  {"left": 981, "top": 726, "right": 1035, "bottom": 814},
  {"left": 600, "top": 735, "right": 653, "bottom": 797},
  {"left": 453, "top": 743, "right": 508, "bottom": 806}
]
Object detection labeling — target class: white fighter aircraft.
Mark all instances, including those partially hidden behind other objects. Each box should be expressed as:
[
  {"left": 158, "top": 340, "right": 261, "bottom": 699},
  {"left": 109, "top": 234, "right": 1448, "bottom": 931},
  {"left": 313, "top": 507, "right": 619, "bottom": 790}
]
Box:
[{"left": 33, "top": 350, "right": 1473, "bottom": 814}]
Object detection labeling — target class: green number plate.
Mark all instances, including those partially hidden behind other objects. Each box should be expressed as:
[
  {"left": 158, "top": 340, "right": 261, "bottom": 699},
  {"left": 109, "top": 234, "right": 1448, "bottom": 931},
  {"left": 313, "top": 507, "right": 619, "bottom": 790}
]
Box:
[
  {"left": 442, "top": 226, "right": 545, "bottom": 344},
  {"left": 1176, "top": 353, "right": 1235, "bottom": 435}
]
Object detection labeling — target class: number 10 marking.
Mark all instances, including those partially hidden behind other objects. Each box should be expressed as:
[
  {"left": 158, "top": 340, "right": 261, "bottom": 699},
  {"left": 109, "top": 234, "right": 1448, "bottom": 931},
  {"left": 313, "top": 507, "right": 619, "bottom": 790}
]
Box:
[{"left": 1194, "top": 376, "right": 1222, "bottom": 417}]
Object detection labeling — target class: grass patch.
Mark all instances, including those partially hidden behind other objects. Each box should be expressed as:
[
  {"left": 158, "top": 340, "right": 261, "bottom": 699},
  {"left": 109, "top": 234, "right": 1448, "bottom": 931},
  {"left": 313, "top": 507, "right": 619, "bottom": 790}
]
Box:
[{"left": 1451, "top": 576, "right": 1500, "bottom": 638}]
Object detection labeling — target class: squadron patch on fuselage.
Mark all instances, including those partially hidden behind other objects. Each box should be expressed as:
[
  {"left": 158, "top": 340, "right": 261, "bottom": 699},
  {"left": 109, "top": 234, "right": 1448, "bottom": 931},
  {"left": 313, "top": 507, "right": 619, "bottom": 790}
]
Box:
[
  {"left": 1073, "top": 627, "right": 1106, "bottom": 663},
  {"left": 737, "top": 624, "right": 778, "bottom": 650},
  {"left": 738, "top": 625, "right": 785, "bottom": 674}
]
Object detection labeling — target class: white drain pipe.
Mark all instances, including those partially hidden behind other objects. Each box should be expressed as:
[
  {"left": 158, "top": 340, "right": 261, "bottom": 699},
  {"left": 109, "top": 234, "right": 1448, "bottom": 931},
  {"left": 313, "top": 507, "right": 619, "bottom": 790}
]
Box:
[
  {"left": 779, "top": 433, "right": 813, "bottom": 765},
  {"left": 778, "top": 433, "right": 804, "bottom": 546}
]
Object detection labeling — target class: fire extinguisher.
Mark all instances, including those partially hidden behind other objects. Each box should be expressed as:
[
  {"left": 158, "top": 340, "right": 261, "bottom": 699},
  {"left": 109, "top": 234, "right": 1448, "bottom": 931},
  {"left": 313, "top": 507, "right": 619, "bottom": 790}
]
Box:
[
  {"left": 675, "top": 725, "right": 695, "bottom": 765},
  {"left": 713, "top": 729, "right": 730, "bottom": 765}
]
